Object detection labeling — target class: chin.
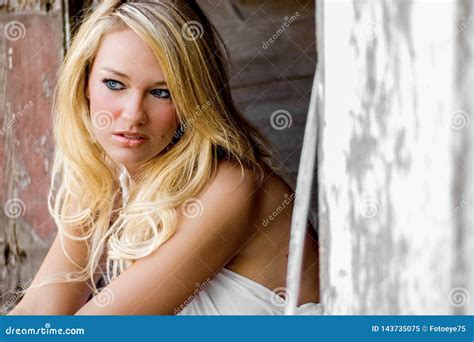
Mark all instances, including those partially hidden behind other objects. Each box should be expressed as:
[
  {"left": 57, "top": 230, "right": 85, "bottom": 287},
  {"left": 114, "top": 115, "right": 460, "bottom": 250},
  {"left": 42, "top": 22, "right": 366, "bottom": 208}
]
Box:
[
  {"left": 109, "top": 149, "right": 163, "bottom": 169},
  {"left": 107, "top": 151, "right": 145, "bottom": 166}
]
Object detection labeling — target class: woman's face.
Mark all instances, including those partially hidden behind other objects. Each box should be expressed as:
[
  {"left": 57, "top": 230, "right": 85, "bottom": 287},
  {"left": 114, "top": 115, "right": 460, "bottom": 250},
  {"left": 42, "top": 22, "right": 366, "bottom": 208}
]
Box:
[{"left": 87, "top": 27, "right": 178, "bottom": 177}]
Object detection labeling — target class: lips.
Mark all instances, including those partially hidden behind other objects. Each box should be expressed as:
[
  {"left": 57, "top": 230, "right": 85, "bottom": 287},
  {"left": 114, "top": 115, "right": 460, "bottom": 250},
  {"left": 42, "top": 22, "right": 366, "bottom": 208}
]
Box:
[
  {"left": 112, "top": 131, "right": 149, "bottom": 147},
  {"left": 113, "top": 131, "right": 149, "bottom": 139}
]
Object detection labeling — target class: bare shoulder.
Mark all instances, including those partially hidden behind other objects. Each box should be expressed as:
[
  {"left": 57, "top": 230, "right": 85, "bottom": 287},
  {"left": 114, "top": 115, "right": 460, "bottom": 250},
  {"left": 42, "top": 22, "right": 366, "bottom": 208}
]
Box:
[
  {"left": 75, "top": 161, "right": 264, "bottom": 315},
  {"left": 225, "top": 163, "right": 321, "bottom": 305},
  {"left": 172, "top": 159, "right": 262, "bottom": 250},
  {"left": 209, "top": 160, "right": 260, "bottom": 193}
]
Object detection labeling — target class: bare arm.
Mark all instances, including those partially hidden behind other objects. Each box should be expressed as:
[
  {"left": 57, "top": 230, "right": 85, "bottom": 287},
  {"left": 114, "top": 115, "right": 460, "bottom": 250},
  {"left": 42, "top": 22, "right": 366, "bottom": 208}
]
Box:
[
  {"left": 8, "top": 211, "right": 102, "bottom": 315},
  {"left": 75, "top": 163, "right": 258, "bottom": 315}
]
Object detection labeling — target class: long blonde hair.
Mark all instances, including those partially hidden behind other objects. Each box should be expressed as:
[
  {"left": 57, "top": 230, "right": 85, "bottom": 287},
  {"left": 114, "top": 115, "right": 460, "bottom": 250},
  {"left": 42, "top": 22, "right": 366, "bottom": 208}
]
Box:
[{"left": 36, "top": 0, "right": 275, "bottom": 295}]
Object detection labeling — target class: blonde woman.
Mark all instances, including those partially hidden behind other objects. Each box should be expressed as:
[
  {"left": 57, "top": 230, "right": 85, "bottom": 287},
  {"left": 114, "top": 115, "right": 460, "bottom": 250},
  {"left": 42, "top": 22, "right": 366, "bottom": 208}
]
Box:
[{"left": 9, "top": 0, "right": 320, "bottom": 315}]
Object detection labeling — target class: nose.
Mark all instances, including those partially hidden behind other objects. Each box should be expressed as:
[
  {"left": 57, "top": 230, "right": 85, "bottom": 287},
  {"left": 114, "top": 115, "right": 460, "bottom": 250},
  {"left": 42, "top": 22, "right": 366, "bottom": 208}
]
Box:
[{"left": 121, "top": 91, "right": 148, "bottom": 126}]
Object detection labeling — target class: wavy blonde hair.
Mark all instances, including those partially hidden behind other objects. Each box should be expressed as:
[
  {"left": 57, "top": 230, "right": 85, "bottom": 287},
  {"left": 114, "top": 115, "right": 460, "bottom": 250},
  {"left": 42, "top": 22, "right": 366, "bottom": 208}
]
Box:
[{"left": 33, "top": 0, "right": 275, "bottom": 295}]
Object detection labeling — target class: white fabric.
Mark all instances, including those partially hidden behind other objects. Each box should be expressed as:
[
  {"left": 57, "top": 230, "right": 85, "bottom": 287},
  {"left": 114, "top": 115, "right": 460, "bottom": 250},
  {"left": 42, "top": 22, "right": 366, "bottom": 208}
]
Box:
[{"left": 177, "top": 268, "right": 322, "bottom": 315}]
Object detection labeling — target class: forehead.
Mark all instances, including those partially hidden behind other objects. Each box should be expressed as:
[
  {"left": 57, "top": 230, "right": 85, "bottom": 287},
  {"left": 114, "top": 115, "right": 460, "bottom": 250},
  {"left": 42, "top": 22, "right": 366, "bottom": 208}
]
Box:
[{"left": 92, "top": 27, "right": 165, "bottom": 82}]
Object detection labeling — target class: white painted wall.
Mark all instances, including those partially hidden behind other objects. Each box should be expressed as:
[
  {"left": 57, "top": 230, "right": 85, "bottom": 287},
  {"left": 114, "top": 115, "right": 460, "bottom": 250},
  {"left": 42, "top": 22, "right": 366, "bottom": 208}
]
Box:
[{"left": 317, "top": 0, "right": 473, "bottom": 314}]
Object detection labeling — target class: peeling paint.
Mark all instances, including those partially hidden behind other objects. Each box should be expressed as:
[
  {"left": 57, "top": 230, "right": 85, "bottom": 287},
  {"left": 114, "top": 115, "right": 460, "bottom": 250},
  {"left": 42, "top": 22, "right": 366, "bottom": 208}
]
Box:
[
  {"left": 0, "top": 0, "right": 60, "bottom": 13},
  {"left": 1, "top": 3, "right": 63, "bottom": 311},
  {"left": 451, "top": 0, "right": 474, "bottom": 315},
  {"left": 319, "top": 0, "right": 468, "bottom": 314},
  {"left": 7, "top": 47, "right": 12, "bottom": 70},
  {"left": 41, "top": 75, "right": 52, "bottom": 98},
  {"left": 14, "top": 161, "right": 31, "bottom": 190}
]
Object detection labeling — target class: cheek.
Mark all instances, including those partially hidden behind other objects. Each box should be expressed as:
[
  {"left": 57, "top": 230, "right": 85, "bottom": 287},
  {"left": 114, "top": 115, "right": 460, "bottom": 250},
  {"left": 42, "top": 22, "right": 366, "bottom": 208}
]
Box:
[
  {"left": 149, "top": 103, "right": 178, "bottom": 133},
  {"left": 88, "top": 83, "right": 122, "bottom": 126}
]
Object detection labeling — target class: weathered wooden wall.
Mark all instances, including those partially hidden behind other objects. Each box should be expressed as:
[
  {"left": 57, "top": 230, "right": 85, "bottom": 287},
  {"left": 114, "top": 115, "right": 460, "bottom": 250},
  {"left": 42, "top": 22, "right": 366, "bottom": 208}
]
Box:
[
  {"left": 453, "top": 0, "right": 474, "bottom": 316},
  {"left": 317, "top": 0, "right": 473, "bottom": 314},
  {"left": 0, "top": 0, "right": 63, "bottom": 312},
  {"left": 198, "top": 0, "right": 318, "bottom": 226}
]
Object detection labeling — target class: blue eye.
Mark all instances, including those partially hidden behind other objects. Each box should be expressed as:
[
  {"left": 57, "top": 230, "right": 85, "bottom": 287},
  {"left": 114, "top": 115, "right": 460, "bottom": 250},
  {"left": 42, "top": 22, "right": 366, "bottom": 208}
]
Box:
[
  {"left": 103, "top": 79, "right": 124, "bottom": 90},
  {"left": 151, "top": 89, "right": 171, "bottom": 99}
]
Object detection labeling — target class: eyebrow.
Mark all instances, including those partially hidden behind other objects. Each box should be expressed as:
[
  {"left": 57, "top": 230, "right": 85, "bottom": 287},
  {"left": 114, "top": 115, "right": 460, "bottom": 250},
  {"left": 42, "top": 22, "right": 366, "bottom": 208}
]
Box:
[{"left": 100, "top": 67, "right": 168, "bottom": 87}]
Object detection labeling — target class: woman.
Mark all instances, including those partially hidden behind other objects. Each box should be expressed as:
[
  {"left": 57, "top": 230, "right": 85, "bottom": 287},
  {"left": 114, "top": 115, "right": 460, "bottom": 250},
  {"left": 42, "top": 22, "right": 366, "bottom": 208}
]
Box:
[{"left": 9, "top": 0, "right": 320, "bottom": 315}]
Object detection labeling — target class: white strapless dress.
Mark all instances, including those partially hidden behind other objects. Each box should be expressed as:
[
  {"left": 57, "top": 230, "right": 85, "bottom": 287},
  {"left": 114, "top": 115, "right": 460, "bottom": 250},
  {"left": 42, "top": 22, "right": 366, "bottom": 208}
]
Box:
[{"left": 177, "top": 268, "right": 322, "bottom": 315}]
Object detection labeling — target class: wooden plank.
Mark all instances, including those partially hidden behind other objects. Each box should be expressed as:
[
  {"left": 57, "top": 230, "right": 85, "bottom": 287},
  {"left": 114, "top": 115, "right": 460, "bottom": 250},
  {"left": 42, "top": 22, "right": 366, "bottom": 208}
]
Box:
[
  {"left": 0, "top": 1, "right": 63, "bottom": 312},
  {"left": 199, "top": 0, "right": 319, "bottom": 227},
  {"left": 318, "top": 0, "right": 473, "bottom": 314},
  {"left": 0, "top": 0, "right": 60, "bottom": 13},
  {"left": 452, "top": 0, "right": 473, "bottom": 315},
  {"left": 199, "top": 0, "right": 316, "bottom": 87}
]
